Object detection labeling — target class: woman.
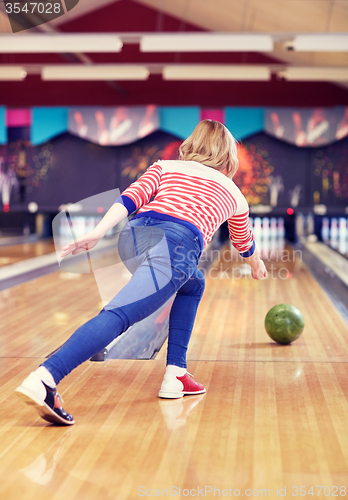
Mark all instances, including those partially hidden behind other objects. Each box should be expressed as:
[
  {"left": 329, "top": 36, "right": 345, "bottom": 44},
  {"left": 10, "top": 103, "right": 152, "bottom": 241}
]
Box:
[{"left": 16, "top": 120, "right": 267, "bottom": 425}]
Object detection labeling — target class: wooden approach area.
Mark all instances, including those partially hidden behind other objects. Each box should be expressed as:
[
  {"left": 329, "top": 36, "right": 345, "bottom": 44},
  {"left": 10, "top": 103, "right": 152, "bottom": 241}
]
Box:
[
  {"left": 0, "top": 239, "right": 55, "bottom": 267},
  {"left": 0, "top": 241, "right": 348, "bottom": 500}
]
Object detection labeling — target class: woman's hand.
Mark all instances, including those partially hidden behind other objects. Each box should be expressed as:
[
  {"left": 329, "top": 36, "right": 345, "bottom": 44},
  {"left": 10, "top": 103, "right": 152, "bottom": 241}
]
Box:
[
  {"left": 60, "top": 229, "right": 102, "bottom": 258},
  {"left": 250, "top": 259, "right": 267, "bottom": 280},
  {"left": 244, "top": 248, "right": 267, "bottom": 280}
]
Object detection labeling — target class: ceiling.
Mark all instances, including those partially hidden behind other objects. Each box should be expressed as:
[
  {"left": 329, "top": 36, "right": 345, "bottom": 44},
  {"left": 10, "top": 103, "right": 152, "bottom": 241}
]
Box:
[
  {"left": 138, "top": 0, "right": 348, "bottom": 69},
  {"left": 0, "top": 0, "right": 347, "bottom": 107}
]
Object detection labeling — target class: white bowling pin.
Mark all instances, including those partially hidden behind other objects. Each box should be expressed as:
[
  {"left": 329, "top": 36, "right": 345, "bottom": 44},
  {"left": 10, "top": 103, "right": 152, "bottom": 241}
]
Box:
[
  {"left": 307, "top": 214, "right": 314, "bottom": 236},
  {"left": 87, "top": 216, "right": 95, "bottom": 233},
  {"left": 296, "top": 213, "right": 304, "bottom": 239},
  {"left": 330, "top": 218, "right": 338, "bottom": 248},
  {"left": 339, "top": 217, "right": 346, "bottom": 241},
  {"left": 338, "top": 239, "right": 347, "bottom": 256},
  {"left": 270, "top": 218, "right": 277, "bottom": 238},
  {"left": 277, "top": 217, "right": 285, "bottom": 252},
  {"left": 278, "top": 217, "right": 285, "bottom": 239},
  {"left": 269, "top": 218, "right": 278, "bottom": 259},
  {"left": 263, "top": 217, "right": 270, "bottom": 240},
  {"left": 321, "top": 217, "right": 329, "bottom": 242},
  {"left": 253, "top": 217, "right": 262, "bottom": 250},
  {"left": 262, "top": 234, "right": 270, "bottom": 260},
  {"left": 331, "top": 218, "right": 338, "bottom": 239}
]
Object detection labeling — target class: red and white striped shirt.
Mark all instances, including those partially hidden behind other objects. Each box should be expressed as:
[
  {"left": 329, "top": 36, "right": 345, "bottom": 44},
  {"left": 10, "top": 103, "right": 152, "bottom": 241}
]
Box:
[{"left": 116, "top": 160, "right": 254, "bottom": 255}]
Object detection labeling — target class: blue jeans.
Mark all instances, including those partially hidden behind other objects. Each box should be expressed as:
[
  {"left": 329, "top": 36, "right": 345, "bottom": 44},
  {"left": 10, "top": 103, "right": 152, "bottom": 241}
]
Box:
[{"left": 43, "top": 217, "right": 206, "bottom": 385}]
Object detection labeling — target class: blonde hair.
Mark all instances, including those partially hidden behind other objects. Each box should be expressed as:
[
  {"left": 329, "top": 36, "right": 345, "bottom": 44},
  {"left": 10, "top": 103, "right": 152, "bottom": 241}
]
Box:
[{"left": 179, "top": 119, "right": 239, "bottom": 179}]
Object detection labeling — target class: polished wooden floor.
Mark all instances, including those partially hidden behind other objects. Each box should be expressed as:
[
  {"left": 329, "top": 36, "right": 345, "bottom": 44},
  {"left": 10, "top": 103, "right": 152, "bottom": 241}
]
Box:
[
  {"left": 0, "top": 240, "right": 55, "bottom": 267},
  {"left": 0, "top": 241, "right": 347, "bottom": 500}
]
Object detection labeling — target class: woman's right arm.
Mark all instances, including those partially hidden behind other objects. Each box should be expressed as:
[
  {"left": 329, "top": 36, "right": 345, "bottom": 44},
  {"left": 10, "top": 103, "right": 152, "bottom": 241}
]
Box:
[
  {"left": 60, "top": 202, "right": 128, "bottom": 258},
  {"left": 61, "top": 163, "right": 162, "bottom": 258},
  {"left": 227, "top": 191, "right": 267, "bottom": 280}
]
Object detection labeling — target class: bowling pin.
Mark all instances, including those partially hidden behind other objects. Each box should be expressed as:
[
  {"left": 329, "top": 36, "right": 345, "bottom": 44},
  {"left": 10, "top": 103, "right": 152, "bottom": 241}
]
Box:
[
  {"left": 278, "top": 217, "right": 285, "bottom": 239},
  {"left": 296, "top": 213, "right": 304, "bottom": 239},
  {"left": 339, "top": 217, "right": 346, "bottom": 240},
  {"left": 331, "top": 218, "right": 338, "bottom": 238},
  {"left": 269, "top": 237, "right": 277, "bottom": 260},
  {"left": 321, "top": 217, "right": 329, "bottom": 243},
  {"left": 263, "top": 217, "right": 270, "bottom": 240},
  {"left": 63, "top": 216, "right": 70, "bottom": 238},
  {"left": 85, "top": 216, "right": 94, "bottom": 233},
  {"left": 278, "top": 217, "right": 285, "bottom": 252},
  {"left": 338, "top": 218, "right": 347, "bottom": 255},
  {"left": 338, "top": 238, "right": 347, "bottom": 256},
  {"left": 59, "top": 215, "right": 72, "bottom": 247},
  {"left": 261, "top": 218, "right": 269, "bottom": 259},
  {"left": 307, "top": 213, "right": 314, "bottom": 237},
  {"left": 253, "top": 217, "right": 262, "bottom": 251},
  {"left": 72, "top": 217, "right": 78, "bottom": 238},
  {"left": 270, "top": 218, "right": 278, "bottom": 259},
  {"left": 330, "top": 218, "right": 338, "bottom": 249},
  {"left": 270, "top": 218, "right": 277, "bottom": 238},
  {"left": 262, "top": 235, "right": 270, "bottom": 260},
  {"left": 72, "top": 216, "right": 79, "bottom": 238}
]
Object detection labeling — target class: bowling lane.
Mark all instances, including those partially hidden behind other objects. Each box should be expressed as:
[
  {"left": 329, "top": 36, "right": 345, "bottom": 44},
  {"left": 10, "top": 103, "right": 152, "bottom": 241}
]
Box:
[
  {"left": 157, "top": 243, "right": 348, "bottom": 363},
  {"left": 1, "top": 238, "right": 347, "bottom": 363},
  {"left": 0, "top": 239, "right": 55, "bottom": 267},
  {"left": 0, "top": 270, "right": 101, "bottom": 358}
]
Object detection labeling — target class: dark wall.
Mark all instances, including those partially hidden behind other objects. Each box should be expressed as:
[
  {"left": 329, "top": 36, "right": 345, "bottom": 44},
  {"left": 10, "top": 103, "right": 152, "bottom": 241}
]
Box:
[
  {"left": 3, "top": 130, "right": 181, "bottom": 213},
  {"left": 2, "top": 129, "right": 347, "bottom": 216},
  {"left": 234, "top": 133, "right": 348, "bottom": 211}
]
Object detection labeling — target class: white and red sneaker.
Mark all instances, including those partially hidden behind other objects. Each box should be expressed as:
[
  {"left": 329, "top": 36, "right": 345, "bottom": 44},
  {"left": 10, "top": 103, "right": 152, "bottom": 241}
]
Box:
[{"left": 158, "top": 372, "right": 206, "bottom": 399}]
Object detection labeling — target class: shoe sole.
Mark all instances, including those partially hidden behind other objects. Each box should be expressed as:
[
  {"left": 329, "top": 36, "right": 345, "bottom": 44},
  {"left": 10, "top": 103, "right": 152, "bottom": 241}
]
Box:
[
  {"left": 158, "top": 388, "right": 206, "bottom": 399},
  {"left": 15, "top": 387, "right": 75, "bottom": 426}
]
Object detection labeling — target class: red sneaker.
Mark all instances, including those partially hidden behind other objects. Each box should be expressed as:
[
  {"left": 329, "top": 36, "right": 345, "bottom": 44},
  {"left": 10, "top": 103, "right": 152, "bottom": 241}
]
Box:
[{"left": 158, "top": 372, "right": 206, "bottom": 399}]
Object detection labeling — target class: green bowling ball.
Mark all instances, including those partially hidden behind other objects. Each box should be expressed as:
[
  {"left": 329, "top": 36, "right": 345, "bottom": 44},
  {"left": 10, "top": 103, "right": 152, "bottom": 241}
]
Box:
[{"left": 265, "top": 304, "right": 305, "bottom": 344}]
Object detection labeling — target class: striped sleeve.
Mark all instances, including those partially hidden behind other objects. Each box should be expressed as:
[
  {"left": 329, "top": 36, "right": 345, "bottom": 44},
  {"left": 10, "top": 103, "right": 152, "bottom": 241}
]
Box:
[
  {"left": 115, "top": 163, "right": 162, "bottom": 214},
  {"left": 227, "top": 211, "right": 255, "bottom": 257}
]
